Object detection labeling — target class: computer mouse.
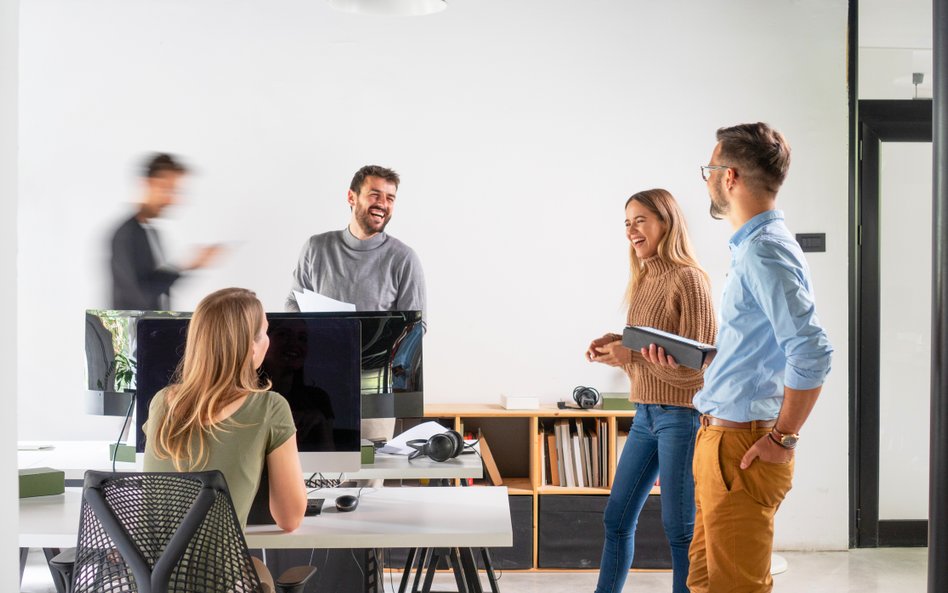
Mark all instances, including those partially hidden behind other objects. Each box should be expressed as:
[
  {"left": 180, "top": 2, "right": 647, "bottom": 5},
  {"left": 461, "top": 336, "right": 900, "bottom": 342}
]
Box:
[{"left": 335, "top": 494, "right": 359, "bottom": 512}]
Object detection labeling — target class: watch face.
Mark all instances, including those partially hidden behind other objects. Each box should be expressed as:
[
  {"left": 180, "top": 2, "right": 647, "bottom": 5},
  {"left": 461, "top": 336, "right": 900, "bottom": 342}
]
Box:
[{"left": 782, "top": 434, "right": 799, "bottom": 448}]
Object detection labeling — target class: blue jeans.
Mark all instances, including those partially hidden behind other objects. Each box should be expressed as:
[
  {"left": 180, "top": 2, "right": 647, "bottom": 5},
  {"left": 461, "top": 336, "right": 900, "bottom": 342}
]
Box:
[{"left": 595, "top": 404, "right": 700, "bottom": 593}]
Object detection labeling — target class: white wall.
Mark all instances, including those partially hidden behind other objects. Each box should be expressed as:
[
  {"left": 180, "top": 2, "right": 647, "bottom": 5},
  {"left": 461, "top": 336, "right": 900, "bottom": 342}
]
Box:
[
  {"left": 2, "top": 0, "right": 19, "bottom": 587},
  {"left": 18, "top": 0, "right": 850, "bottom": 549}
]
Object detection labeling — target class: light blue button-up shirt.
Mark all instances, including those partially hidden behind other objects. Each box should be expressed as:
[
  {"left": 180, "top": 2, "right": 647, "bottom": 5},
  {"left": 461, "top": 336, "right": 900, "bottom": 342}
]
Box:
[{"left": 693, "top": 210, "right": 833, "bottom": 421}]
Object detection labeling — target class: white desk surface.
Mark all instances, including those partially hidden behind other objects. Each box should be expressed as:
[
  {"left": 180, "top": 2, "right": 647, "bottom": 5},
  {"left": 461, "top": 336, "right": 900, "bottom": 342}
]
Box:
[
  {"left": 18, "top": 441, "right": 482, "bottom": 480},
  {"left": 21, "top": 486, "right": 513, "bottom": 550}
]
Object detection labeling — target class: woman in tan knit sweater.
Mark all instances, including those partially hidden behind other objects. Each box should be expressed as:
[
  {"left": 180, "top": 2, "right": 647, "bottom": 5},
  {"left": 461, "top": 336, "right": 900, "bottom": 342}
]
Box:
[{"left": 586, "top": 189, "right": 716, "bottom": 593}]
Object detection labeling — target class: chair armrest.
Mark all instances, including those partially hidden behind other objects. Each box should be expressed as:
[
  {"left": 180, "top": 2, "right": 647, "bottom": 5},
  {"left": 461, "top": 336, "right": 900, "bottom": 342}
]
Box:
[
  {"left": 274, "top": 565, "right": 318, "bottom": 593},
  {"left": 48, "top": 547, "right": 77, "bottom": 591},
  {"left": 48, "top": 547, "right": 76, "bottom": 574}
]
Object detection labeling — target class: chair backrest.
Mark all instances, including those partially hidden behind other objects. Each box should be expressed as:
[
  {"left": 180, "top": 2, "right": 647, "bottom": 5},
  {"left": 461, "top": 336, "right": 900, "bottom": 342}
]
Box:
[{"left": 72, "top": 470, "right": 263, "bottom": 593}]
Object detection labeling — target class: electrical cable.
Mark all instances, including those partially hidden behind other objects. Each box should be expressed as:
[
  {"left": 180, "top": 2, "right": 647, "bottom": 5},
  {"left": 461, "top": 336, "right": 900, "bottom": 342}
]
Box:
[
  {"left": 305, "top": 472, "right": 345, "bottom": 489},
  {"left": 385, "top": 548, "right": 396, "bottom": 593},
  {"left": 349, "top": 548, "right": 366, "bottom": 584},
  {"left": 111, "top": 394, "right": 135, "bottom": 473}
]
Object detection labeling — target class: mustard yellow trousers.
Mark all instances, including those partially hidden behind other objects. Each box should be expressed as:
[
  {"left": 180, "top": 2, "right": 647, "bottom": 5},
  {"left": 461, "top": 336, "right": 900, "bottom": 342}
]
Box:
[{"left": 687, "top": 425, "right": 794, "bottom": 593}]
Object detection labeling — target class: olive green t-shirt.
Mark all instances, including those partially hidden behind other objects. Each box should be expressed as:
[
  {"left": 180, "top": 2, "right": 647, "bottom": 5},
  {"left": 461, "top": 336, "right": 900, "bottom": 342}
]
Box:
[{"left": 143, "top": 389, "right": 296, "bottom": 528}]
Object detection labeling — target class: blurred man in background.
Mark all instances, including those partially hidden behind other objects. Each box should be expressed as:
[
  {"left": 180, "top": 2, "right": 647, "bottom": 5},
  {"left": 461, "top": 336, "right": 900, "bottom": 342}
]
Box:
[{"left": 110, "top": 153, "right": 221, "bottom": 310}]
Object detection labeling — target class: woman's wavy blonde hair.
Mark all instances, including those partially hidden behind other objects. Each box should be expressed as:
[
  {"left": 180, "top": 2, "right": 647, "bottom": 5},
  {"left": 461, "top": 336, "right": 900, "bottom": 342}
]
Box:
[
  {"left": 152, "top": 287, "right": 271, "bottom": 470},
  {"left": 624, "top": 188, "right": 709, "bottom": 305}
]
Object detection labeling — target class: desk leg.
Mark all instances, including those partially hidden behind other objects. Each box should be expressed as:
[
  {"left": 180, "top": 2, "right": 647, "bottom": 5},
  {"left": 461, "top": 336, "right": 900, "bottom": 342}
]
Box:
[
  {"left": 447, "top": 548, "right": 469, "bottom": 593},
  {"left": 479, "top": 548, "right": 499, "bottom": 593},
  {"left": 398, "top": 548, "right": 418, "bottom": 593},
  {"left": 412, "top": 548, "right": 431, "bottom": 593},
  {"left": 420, "top": 549, "right": 442, "bottom": 593},
  {"left": 19, "top": 548, "right": 28, "bottom": 588},
  {"left": 457, "top": 548, "right": 482, "bottom": 593}
]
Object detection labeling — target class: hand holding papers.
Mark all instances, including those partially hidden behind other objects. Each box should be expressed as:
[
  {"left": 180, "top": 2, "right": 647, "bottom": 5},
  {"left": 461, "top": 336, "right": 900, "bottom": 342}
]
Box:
[{"left": 293, "top": 289, "right": 356, "bottom": 312}]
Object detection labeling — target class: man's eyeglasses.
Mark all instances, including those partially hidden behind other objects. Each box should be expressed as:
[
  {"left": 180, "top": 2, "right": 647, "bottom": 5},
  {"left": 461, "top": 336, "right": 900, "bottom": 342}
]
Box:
[{"left": 700, "top": 165, "right": 731, "bottom": 182}]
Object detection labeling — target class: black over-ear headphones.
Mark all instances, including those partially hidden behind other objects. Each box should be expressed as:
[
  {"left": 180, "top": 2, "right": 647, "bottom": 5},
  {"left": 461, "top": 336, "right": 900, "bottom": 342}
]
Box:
[
  {"left": 407, "top": 430, "right": 464, "bottom": 462},
  {"left": 573, "top": 386, "right": 601, "bottom": 409}
]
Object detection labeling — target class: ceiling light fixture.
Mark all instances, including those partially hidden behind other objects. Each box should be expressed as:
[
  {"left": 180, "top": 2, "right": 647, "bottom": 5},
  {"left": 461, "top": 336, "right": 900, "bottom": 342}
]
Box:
[{"left": 327, "top": 0, "right": 446, "bottom": 16}]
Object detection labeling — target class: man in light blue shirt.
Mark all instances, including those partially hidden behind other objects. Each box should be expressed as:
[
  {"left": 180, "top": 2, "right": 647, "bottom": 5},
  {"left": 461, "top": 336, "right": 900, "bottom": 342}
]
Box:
[{"left": 687, "top": 123, "right": 833, "bottom": 593}]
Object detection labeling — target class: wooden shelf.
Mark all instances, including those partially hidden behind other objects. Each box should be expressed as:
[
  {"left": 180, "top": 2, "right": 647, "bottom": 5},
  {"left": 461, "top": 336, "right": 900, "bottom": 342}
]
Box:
[
  {"left": 462, "top": 476, "right": 533, "bottom": 494},
  {"left": 537, "top": 486, "right": 611, "bottom": 495},
  {"left": 426, "top": 403, "right": 635, "bottom": 418},
  {"left": 424, "top": 404, "right": 651, "bottom": 572},
  {"left": 500, "top": 476, "right": 533, "bottom": 494}
]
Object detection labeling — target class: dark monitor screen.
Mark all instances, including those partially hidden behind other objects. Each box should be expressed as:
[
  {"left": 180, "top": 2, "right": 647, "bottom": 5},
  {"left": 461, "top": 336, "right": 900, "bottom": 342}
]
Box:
[
  {"left": 134, "top": 310, "right": 424, "bottom": 454},
  {"left": 135, "top": 316, "right": 362, "bottom": 471},
  {"left": 266, "top": 311, "right": 424, "bottom": 419}
]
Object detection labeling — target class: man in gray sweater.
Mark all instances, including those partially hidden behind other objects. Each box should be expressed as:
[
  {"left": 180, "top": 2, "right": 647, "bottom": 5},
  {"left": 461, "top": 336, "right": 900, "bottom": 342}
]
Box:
[
  {"left": 285, "top": 165, "right": 426, "bottom": 462},
  {"left": 285, "top": 164, "right": 426, "bottom": 316}
]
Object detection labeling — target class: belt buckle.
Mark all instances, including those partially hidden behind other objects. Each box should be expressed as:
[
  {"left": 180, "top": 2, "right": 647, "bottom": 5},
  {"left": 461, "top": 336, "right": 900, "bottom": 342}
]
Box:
[{"left": 699, "top": 414, "right": 712, "bottom": 427}]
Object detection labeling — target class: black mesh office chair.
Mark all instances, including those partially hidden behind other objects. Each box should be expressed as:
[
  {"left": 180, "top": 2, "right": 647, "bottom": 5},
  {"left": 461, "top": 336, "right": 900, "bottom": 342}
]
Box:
[{"left": 49, "top": 471, "right": 315, "bottom": 593}]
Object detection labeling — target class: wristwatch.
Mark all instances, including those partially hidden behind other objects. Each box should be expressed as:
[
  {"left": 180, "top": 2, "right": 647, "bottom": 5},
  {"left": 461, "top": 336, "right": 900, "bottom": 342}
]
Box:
[{"left": 769, "top": 427, "right": 799, "bottom": 449}]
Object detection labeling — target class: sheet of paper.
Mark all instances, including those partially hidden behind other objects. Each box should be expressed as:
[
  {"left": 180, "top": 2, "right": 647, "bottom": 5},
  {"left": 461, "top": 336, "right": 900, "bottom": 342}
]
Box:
[
  {"left": 293, "top": 289, "right": 356, "bottom": 312},
  {"left": 379, "top": 421, "right": 454, "bottom": 455}
]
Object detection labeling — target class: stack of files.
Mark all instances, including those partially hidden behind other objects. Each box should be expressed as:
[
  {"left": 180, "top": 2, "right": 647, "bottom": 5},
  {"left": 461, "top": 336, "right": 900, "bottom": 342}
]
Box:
[{"left": 541, "top": 419, "right": 610, "bottom": 488}]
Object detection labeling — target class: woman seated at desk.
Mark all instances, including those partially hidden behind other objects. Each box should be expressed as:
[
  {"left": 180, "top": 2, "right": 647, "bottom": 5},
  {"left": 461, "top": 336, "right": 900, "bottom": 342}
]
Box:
[{"left": 143, "top": 287, "right": 307, "bottom": 532}]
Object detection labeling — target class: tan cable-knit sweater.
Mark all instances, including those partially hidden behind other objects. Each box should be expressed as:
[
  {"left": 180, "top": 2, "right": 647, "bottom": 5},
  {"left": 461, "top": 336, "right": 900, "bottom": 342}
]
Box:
[{"left": 621, "top": 256, "right": 717, "bottom": 407}]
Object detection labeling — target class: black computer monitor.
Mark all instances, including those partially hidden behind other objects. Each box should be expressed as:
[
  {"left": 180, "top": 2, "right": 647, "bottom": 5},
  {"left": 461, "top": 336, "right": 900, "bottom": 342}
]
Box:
[
  {"left": 135, "top": 315, "right": 363, "bottom": 472},
  {"left": 287, "top": 310, "right": 424, "bottom": 419}
]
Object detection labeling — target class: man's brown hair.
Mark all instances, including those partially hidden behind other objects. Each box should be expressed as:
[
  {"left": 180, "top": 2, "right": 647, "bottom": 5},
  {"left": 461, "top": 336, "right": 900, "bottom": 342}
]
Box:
[
  {"left": 350, "top": 165, "right": 400, "bottom": 194},
  {"left": 716, "top": 123, "right": 791, "bottom": 194},
  {"left": 142, "top": 153, "right": 188, "bottom": 178}
]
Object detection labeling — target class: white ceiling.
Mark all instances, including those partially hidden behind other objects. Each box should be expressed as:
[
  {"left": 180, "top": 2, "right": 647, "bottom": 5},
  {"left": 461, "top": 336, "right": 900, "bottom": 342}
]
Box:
[{"left": 860, "top": 0, "right": 932, "bottom": 48}]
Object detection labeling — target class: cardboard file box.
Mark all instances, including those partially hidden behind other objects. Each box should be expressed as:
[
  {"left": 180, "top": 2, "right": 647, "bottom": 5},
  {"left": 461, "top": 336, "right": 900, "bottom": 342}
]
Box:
[
  {"left": 19, "top": 467, "right": 65, "bottom": 498},
  {"left": 361, "top": 439, "right": 375, "bottom": 465},
  {"left": 601, "top": 392, "right": 636, "bottom": 411}
]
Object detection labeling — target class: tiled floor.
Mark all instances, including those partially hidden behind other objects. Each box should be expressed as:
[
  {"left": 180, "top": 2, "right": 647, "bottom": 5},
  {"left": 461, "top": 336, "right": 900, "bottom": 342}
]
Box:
[{"left": 20, "top": 547, "right": 928, "bottom": 592}]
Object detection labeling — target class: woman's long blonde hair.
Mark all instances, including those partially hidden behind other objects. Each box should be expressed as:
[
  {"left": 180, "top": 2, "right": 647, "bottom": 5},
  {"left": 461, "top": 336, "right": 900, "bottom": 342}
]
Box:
[
  {"left": 624, "top": 188, "right": 708, "bottom": 305},
  {"left": 152, "top": 287, "right": 271, "bottom": 470}
]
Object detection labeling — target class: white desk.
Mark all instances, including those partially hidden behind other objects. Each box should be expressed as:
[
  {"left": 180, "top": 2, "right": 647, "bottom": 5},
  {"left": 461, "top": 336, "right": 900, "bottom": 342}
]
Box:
[
  {"left": 20, "top": 486, "right": 513, "bottom": 550},
  {"left": 18, "top": 441, "right": 483, "bottom": 481}
]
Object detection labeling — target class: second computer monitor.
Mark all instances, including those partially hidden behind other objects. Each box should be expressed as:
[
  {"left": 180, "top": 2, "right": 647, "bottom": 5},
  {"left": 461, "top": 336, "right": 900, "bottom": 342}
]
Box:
[{"left": 135, "top": 315, "right": 362, "bottom": 473}]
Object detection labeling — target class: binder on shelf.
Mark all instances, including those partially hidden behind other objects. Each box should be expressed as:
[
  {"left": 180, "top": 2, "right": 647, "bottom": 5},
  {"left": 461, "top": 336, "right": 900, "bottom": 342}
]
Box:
[
  {"left": 622, "top": 325, "right": 716, "bottom": 370},
  {"left": 558, "top": 420, "right": 575, "bottom": 488},
  {"left": 571, "top": 432, "right": 585, "bottom": 488},
  {"left": 600, "top": 419, "right": 608, "bottom": 486},
  {"left": 538, "top": 427, "right": 546, "bottom": 486},
  {"left": 590, "top": 428, "right": 600, "bottom": 488},
  {"left": 576, "top": 419, "right": 592, "bottom": 487},
  {"left": 546, "top": 430, "right": 560, "bottom": 486}
]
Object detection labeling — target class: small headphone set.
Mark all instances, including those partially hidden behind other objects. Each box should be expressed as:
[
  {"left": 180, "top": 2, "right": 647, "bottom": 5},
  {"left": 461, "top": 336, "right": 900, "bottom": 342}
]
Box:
[
  {"left": 557, "top": 386, "right": 601, "bottom": 410},
  {"left": 407, "top": 429, "right": 465, "bottom": 462}
]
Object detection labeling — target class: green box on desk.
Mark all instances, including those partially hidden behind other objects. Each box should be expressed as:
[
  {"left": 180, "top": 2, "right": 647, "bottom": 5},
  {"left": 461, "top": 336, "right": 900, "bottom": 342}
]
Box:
[
  {"left": 109, "top": 443, "right": 136, "bottom": 463},
  {"left": 361, "top": 439, "right": 375, "bottom": 465},
  {"left": 19, "top": 467, "right": 65, "bottom": 498},
  {"left": 601, "top": 392, "right": 636, "bottom": 411}
]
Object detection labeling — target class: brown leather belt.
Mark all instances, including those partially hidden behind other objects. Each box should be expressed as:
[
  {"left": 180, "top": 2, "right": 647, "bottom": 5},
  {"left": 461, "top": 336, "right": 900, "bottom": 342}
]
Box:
[{"left": 699, "top": 415, "right": 776, "bottom": 429}]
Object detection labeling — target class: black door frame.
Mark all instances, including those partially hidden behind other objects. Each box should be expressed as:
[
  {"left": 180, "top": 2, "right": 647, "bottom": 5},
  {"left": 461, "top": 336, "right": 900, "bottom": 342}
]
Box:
[{"left": 851, "top": 98, "right": 933, "bottom": 547}]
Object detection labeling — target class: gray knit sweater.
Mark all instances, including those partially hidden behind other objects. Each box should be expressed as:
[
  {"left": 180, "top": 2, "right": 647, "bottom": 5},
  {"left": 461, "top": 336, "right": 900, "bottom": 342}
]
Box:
[{"left": 285, "top": 228, "right": 426, "bottom": 317}]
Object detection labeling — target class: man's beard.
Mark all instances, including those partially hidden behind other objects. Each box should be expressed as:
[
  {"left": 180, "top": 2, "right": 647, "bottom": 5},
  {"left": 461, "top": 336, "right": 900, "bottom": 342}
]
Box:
[
  {"left": 355, "top": 206, "right": 390, "bottom": 235},
  {"left": 708, "top": 183, "right": 730, "bottom": 220}
]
